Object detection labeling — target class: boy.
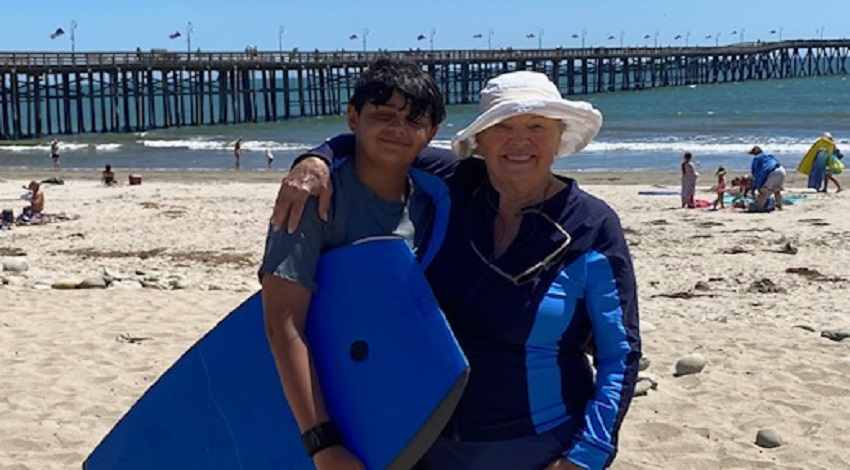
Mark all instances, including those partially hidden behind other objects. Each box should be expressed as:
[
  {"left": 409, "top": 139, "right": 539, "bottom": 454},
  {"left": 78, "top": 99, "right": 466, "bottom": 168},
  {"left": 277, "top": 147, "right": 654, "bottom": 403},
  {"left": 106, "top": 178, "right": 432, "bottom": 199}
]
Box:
[{"left": 258, "top": 59, "right": 445, "bottom": 470}]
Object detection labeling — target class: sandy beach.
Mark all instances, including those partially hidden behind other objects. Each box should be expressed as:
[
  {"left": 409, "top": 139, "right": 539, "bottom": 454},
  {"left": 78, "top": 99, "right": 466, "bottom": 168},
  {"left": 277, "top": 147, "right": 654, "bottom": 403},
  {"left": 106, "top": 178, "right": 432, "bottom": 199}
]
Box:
[{"left": 1, "top": 169, "right": 849, "bottom": 469}]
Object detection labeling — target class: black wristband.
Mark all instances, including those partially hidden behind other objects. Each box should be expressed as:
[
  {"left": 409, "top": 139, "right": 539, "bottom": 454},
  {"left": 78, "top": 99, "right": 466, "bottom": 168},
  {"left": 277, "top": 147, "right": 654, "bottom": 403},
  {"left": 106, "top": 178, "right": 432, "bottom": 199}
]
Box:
[{"left": 301, "top": 421, "right": 343, "bottom": 458}]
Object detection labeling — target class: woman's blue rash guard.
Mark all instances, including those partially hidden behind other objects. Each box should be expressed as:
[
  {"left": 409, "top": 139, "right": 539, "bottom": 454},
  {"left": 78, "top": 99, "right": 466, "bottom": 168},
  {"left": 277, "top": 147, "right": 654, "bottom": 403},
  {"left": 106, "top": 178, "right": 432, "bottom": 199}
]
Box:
[{"left": 308, "top": 135, "right": 642, "bottom": 470}]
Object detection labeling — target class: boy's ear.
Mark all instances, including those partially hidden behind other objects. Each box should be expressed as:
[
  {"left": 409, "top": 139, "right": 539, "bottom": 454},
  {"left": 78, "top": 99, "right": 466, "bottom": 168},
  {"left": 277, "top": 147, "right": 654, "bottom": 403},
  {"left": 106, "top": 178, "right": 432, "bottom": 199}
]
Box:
[
  {"left": 347, "top": 104, "right": 359, "bottom": 132},
  {"left": 426, "top": 125, "right": 439, "bottom": 143}
]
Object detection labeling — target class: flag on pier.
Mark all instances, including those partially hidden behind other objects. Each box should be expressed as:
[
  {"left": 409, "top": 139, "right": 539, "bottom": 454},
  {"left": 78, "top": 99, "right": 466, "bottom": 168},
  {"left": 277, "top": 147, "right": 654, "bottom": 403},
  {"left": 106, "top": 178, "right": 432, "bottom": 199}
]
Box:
[
  {"left": 169, "top": 31, "right": 181, "bottom": 39},
  {"left": 50, "top": 28, "right": 65, "bottom": 39}
]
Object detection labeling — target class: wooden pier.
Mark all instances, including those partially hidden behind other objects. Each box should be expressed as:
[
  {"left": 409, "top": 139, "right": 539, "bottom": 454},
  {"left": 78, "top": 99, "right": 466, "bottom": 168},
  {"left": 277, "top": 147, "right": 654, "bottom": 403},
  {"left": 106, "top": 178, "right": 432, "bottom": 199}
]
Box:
[{"left": 1, "top": 39, "right": 848, "bottom": 140}]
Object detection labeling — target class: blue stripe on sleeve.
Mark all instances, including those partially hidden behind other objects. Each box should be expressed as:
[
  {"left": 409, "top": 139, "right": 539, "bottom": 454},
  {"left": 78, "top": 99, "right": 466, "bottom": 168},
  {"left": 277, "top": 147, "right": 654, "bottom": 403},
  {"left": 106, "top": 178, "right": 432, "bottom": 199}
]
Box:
[
  {"left": 566, "top": 250, "right": 632, "bottom": 470},
  {"left": 525, "top": 266, "right": 581, "bottom": 433}
]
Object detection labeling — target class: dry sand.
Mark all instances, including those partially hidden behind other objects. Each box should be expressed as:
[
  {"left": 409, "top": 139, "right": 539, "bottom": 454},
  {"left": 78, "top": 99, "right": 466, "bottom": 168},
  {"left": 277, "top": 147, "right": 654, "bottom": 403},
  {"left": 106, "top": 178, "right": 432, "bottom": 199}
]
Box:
[{"left": 1, "top": 169, "right": 848, "bottom": 469}]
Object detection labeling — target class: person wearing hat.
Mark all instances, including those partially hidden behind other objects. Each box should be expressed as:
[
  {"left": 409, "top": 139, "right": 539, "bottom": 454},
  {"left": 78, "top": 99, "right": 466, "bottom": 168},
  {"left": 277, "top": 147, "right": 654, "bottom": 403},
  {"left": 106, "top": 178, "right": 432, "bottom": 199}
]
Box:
[
  {"left": 275, "top": 70, "right": 641, "bottom": 470},
  {"left": 807, "top": 132, "right": 840, "bottom": 192},
  {"left": 748, "top": 145, "right": 786, "bottom": 211}
]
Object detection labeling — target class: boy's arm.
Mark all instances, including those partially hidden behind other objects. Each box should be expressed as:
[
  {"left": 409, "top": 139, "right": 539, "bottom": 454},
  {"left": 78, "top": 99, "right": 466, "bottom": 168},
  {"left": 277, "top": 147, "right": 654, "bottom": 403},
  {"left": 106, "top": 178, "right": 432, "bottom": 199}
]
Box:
[
  {"left": 261, "top": 276, "right": 330, "bottom": 431},
  {"left": 259, "top": 203, "right": 365, "bottom": 469},
  {"left": 261, "top": 278, "right": 365, "bottom": 469},
  {"left": 293, "top": 133, "right": 459, "bottom": 178}
]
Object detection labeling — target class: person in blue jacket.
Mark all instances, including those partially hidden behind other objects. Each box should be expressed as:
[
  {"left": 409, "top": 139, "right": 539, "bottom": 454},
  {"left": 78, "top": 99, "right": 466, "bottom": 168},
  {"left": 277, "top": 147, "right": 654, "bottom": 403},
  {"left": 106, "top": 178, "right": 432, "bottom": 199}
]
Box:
[
  {"left": 748, "top": 145, "right": 786, "bottom": 211},
  {"left": 274, "top": 71, "right": 642, "bottom": 470}
]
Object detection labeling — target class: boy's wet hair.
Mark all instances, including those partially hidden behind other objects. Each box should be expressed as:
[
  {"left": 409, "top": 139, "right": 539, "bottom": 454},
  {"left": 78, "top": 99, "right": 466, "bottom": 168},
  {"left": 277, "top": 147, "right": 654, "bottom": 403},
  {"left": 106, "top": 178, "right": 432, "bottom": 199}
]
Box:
[{"left": 350, "top": 58, "right": 446, "bottom": 127}]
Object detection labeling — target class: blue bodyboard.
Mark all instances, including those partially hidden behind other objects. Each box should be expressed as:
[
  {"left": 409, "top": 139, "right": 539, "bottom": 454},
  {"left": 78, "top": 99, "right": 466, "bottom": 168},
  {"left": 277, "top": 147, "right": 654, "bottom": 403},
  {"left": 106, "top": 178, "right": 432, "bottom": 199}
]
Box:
[{"left": 84, "top": 238, "right": 469, "bottom": 470}]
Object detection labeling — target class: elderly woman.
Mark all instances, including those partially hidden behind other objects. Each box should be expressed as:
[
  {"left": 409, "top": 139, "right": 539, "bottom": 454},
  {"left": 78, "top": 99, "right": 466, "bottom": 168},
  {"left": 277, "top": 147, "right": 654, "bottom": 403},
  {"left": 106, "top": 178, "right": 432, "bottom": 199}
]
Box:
[{"left": 274, "top": 71, "right": 641, "bottom": 470}]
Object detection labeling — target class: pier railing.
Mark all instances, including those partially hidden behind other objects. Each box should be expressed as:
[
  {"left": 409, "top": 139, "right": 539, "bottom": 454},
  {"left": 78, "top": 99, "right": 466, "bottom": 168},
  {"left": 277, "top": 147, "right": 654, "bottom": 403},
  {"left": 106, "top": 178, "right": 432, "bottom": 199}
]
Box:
[{"left": 2, "top": 39, "right": 849, "bottom": 70}]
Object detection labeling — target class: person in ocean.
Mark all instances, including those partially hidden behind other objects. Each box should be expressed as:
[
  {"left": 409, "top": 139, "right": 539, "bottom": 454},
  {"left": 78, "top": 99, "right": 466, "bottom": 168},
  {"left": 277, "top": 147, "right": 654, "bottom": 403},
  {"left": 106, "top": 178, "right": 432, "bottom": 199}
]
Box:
[
  {"left": 266, "top": 149, "right": 275, "bottom": 170},
  {"left": 258, "top": 58, "right": 446, "bottom": 470},
  {"left": 50, "top": 139, "right": 61, "bottom": 170},
  {"left": 712, "top": 166, "right": 727, "bottom": 210},
  {"left": 233, "top": 137, "right": 243, "bottom": 170}
]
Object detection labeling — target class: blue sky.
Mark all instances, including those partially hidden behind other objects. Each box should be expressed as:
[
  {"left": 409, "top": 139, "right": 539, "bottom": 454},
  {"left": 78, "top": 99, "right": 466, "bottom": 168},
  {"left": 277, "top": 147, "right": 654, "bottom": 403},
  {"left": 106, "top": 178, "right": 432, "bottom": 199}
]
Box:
[{"left": 5, "top": 0, "right": 848, "bottom": 52}]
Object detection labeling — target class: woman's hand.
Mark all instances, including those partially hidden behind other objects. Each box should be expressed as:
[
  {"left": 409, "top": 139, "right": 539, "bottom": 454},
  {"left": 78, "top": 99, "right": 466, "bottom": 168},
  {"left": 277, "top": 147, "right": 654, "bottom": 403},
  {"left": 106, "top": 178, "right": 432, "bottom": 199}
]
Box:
[
  {"left": 313, "top": 445, "right": 366, "bottom": 470},
  {"left": 544, "top": 458, "right": 585, "bottom": 470},
  {"left": 271, "top": 156, "right": 333, "bottom": 234}
]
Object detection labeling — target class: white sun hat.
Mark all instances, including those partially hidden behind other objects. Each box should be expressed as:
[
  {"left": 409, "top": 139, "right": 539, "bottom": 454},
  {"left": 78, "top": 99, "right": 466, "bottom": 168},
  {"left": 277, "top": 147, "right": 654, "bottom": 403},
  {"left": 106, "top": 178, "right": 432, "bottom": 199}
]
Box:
[{"left": 451, "top": 71, "right": 603, "bottom": 158}]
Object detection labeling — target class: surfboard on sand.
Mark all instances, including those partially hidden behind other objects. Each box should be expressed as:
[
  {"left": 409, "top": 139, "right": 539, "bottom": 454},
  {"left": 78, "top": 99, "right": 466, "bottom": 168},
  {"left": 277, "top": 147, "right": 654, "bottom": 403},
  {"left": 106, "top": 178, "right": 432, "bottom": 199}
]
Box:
[
  {"left": 83, "top": 238, "right": 470, "bottom": 470},
  {"left": 798, "top": 137, "right": 835, "bottom": 176}
]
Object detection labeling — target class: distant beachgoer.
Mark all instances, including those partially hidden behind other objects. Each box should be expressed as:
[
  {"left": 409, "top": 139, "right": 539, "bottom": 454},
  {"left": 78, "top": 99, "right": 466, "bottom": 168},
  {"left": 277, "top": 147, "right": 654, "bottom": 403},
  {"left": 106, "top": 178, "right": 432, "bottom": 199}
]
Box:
[
  {"left": 809, "top": 132, "right": 837, "bottom": 192},
  {"left": 749, "top": 145, "right": 786, "bottom": 211},
  {"left": 824, "top": 148, "right": 843, "bottom": 193},
  {"left": 821, "top": 133, "right": 844, "bottom": 193},
  {"left": 712, "top": 166, "right": 727, "bottom": 210},
  {"left": 234, "top": 138, "right": 243, "bottom": 170},
  {"left": 102, "top": 164, "right": 117, "bottom": 186},
  {"left": 266, "top": 149, "right": 275, "bottom": 170},
  {"left": 730, "top": 174, "right": 755, "bottom": 199},
  {"left": 50, "top": 140, "right": 60, "bottom": 170},
  {"left": 681, "top": 151, "right": 699, "bottom": 208},
  {"left": 18, "top": 181, "right": 45, "bottom": 224}
]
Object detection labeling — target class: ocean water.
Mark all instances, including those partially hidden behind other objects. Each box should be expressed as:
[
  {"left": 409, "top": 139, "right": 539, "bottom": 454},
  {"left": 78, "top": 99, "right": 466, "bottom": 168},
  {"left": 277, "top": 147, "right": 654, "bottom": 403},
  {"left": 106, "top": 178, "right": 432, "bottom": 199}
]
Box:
[{"left": 1, "top": 75, "right": 848, "bottom": 173}]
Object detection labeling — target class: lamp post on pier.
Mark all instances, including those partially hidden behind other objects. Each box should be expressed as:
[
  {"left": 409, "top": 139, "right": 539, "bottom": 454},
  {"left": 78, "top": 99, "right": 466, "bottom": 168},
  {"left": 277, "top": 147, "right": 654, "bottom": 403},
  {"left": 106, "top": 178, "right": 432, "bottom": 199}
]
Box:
[
  {"left": 278, "top": 26, "right": 285, "bottom": 52},
  {"left": 186, "top": 21, "right": 194, "bottom": 53},
  {"left": 571, "top": 29, "right": 587, "bottom": 48},
  {"left": 70, "top": 20, "right": 78, "bottom": 53}
]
